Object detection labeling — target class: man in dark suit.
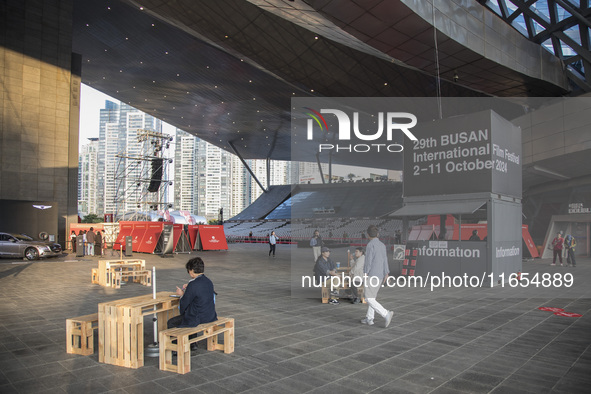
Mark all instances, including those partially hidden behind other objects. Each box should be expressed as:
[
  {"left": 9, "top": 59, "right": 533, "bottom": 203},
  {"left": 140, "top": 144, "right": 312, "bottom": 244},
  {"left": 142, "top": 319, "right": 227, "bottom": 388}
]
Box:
[{"left": 167, "top": 257, "right": 217, "bottom": 331}]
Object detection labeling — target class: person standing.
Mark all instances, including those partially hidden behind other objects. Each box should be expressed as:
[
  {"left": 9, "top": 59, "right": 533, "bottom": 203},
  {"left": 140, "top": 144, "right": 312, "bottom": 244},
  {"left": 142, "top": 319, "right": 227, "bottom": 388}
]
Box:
[
  {"left": 361, "top": 225, "right": 394, "bottom": 327},
  {"left": 81, "top": 230, "right": 87, "bottom": 256},
  {"left": 269, "top": 231, "right": 278, "bottom": 257},
  {"left": 349, "top": 247, "right": 365, "bottom": 304},
  {"left": 469, "top": 230, "right": 480, "bottom": 241},
  {"left": 310, "top": 230, "right": 323, "bottom": 262},
  {"left": 86, "top": 227, "right": 96, "bottom": 256},
  {"left": 551, "top": 232, "right": 564, "bottom": 266},
  {"left": 70, "top": 230, "right": 77, "bottom": 253},
  {"left": 95, "top": 229, "right": 102, "bottom": 256},
  {"left": 564, "top": 234, "right": 577, "bottom": 267}
]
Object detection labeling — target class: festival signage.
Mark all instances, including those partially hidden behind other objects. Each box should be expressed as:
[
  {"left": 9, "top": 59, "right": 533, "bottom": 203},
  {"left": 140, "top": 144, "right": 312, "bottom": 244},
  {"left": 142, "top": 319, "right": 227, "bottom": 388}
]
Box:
[
  {"left": 137, "top": 222, "right": 164, "bottom": 253},
  {"left": 198, "top": 225, "right": 228, "bottom": 250},
  {"left": 403, "top": 110, "right": 521, "bottom": 198}
]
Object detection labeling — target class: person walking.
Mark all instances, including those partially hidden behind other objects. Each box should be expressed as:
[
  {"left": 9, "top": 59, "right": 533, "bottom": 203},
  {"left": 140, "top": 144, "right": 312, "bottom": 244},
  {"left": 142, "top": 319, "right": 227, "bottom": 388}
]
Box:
[
  {"left": 361, "top": 225, "right": 394, "bottom": 327},
  {"left": 551, "top": 232, "right": 564, "bottom": 266},
  {"left": 269, "top": 231, "right": 278, "bottom": 257}
]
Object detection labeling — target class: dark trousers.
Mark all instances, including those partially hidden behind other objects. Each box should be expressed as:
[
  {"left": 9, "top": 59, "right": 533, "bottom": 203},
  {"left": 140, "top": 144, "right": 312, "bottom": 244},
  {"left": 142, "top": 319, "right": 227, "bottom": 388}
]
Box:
[
  {"left": 567, "top": 249, "right": 577, "bottom": 266},
  {"left": 552, "top": 249, "right": 563, "bottom": 264},
  {"left": 269, "top": 243, "right": 276, "bottom": 256},
  {"left": 167, "top": 314, "right": 198, "bottom": 343},
  {"left": 167, "top": 314, "right": 184, "bottom": 329}
]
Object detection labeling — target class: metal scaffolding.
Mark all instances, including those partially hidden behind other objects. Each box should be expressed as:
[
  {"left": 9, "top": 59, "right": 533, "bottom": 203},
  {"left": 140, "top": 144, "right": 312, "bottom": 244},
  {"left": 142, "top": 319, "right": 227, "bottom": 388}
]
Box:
[{"left": 113, "top": 129, "right": 173, "bottom": 220}]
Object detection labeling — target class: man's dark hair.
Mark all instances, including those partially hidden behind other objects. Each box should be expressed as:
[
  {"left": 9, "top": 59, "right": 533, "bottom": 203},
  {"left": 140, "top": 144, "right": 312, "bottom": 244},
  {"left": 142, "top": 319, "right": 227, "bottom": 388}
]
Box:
[
  {"left": 367, "top": 225, "right": 379, "bottom": 238},
  {"left": 186, "top": 257, "right": 205, "bottom": 274},
  {"left": 355, "top": 247, "right": 365, "bottom": 255}
]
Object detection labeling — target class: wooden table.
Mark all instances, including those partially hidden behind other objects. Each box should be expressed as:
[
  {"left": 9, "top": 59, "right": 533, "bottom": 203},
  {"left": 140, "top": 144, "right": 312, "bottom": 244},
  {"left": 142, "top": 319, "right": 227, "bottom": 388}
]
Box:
[
  {"left": 98, "top": 291, "right": 180, "bottom": 368},
  {"left": 96, "top": 259, "right": 146, "bottom": 287}
]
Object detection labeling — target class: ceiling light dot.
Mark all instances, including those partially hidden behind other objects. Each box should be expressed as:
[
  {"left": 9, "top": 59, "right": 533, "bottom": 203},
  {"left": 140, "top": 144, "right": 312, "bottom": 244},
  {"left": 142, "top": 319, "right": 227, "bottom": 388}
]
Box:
[
  {"left": 224, "top": 35, "right": 229, "bottom": 38},
  {"left": 140, "top": 7, "right": 144, "bottom": 10},
  {"left": 176, "top": 74, "right": 180, "bottom": 76},
  {"left": 125, "top": 37, "right": 129, "bottom": 40},
  {"left": 314, "top": 36, "right": 318, "bottom": 40},
  {"left": 152, "top": 24, "right": 155, "bottom": 27},
  {"left": 310, "top": 89, "right": 314, "bottom": 92},
  {"left": 86, "top": 24, "right": 89, "bottom": 27},
  {"left": 384, "top": 82, "right": 388, "bottom": 86}
]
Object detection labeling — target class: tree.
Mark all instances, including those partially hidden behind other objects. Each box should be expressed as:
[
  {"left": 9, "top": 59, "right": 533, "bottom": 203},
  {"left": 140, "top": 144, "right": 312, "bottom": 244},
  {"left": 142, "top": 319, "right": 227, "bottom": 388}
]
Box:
[
  {"left": 347, "top": 173, "right": 356, "bottom": 181},
  {"left": 208, "top": 219, "right": 220, "bottom": 225},
  {"left": 81, "top": 213, "right": 103, "bottom": 223}
]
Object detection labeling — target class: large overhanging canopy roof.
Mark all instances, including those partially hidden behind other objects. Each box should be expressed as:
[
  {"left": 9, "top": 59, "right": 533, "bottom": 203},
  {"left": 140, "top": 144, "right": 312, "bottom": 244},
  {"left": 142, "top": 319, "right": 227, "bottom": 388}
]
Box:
[{"left": 72, "top": 0, "right": 573, "bottom": 167}]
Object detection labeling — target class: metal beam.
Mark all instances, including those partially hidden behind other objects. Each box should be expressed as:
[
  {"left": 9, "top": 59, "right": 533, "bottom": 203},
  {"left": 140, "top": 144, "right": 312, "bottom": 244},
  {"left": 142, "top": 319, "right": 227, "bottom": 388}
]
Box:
[{"left": 316, "top": 153, "right": 326, "bottom": 184}]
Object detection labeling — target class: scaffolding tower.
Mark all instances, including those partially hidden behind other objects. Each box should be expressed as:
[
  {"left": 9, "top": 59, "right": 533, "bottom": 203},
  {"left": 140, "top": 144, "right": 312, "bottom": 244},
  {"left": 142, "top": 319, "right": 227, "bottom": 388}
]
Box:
[{"left": 114, "top": 129, "right": 173, "bottom": 221}]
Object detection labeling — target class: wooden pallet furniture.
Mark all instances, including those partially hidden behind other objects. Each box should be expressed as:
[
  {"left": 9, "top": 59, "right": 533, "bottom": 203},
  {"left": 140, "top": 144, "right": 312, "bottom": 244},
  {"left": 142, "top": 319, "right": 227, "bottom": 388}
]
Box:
[
  {"left": 66, "top": 313, "right": 99, "bottom": 355},
  {"left": 98, "top": 292, "right": 180, "bottom": 368},
  {"left": 91, "top": 268, "right": 99, "bottom": 284},
  {"left": 159, "top": 317, "right": 235, "bottom": 374},
  {"left": 94, "top": 259, "right": 146, "bottom": 287},
  {"left": 110, "top": 269, "right": 152, "bottom": 289},
  {"left": 321, "top": 267, "right": 366, "bottom": 304}
]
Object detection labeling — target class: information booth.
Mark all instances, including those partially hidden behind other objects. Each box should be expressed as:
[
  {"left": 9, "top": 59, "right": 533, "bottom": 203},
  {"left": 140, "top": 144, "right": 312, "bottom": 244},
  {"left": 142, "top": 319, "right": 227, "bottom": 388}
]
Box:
[{"left": 391, "top": 110, "right": 523, "bottom": 285}]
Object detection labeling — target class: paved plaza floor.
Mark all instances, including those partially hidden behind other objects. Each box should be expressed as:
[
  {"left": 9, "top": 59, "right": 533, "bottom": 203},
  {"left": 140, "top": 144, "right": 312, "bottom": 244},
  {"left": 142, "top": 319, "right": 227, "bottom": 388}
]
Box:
[{"left": 0, "top": 243, "right": 589, "bottom": 393}]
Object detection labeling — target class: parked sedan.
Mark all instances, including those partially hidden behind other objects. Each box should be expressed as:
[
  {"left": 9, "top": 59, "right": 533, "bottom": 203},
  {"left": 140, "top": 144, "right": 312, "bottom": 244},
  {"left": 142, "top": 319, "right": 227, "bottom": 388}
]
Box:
[{"left": 0, "top": 232, "right": 62, "bottom": 260}]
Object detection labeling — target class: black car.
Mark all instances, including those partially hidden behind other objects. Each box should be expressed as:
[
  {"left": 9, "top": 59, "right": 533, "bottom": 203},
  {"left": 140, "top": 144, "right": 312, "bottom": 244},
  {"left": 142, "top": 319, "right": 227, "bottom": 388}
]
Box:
[{"left": 0, "top": 232, "right": 62, "bottom": 260}]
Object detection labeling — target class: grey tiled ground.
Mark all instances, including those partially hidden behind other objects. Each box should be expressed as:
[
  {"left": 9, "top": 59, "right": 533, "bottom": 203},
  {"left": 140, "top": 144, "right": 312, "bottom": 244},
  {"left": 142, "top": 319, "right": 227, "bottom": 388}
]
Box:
[{"left": 0, "top": 243, "right": 590, "bottom": 393}]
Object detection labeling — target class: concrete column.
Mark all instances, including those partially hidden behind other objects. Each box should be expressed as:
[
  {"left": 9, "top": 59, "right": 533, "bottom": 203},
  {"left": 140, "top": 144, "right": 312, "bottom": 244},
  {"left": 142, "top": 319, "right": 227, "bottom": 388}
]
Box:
[{"left": 0, "top": 0, "right": 79, "bottom": 245}]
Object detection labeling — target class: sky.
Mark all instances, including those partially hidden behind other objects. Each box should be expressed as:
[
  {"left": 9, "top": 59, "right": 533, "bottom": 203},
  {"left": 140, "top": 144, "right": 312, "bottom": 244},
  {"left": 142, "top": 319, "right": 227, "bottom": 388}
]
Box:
[{"left": 79, "top": 84, "right": 113, "bottom": 147}]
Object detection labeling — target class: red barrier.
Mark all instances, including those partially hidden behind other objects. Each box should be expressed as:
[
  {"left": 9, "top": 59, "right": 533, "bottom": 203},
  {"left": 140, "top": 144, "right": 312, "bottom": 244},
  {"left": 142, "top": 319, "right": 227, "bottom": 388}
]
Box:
[
  {"left": 114, "top": 222, "right": 134, "bottom": 250},
  {"left": 198, "top": 225, "right": 228, "bottom": 250},
  {"left": 137, "top": 222, "right": 164, "bottom": 253},
  {"left": 129, "top": 222, "right": 148, "bottom": 252},
  {"left": 187, "top": 225, "right": 199, "bottom": 250},
  {"left": 172, "top": 223, "right": 183, "bottom": 251}
]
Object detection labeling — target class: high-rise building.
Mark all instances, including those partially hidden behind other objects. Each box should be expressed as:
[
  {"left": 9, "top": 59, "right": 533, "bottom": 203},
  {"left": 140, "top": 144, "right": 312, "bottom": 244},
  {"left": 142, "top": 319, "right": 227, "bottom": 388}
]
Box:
[
  {"left": 78, "top": 138, "right": 99, "bottom": 216},
  {"left": 174, "top": 129, "right": 198, "bottom": 212}
]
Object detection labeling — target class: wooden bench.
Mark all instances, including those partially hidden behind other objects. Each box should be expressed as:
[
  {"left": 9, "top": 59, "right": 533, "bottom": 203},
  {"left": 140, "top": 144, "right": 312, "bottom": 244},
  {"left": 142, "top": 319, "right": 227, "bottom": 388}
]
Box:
[
  {"left": 110, "top": 269, "right": 152, "bottom": 289},
  {"left": 66, "top": 313, "right": 99, "bottom": 355},
  {"left": 159, "top": 317, "right": 235, "bottom": 374}
]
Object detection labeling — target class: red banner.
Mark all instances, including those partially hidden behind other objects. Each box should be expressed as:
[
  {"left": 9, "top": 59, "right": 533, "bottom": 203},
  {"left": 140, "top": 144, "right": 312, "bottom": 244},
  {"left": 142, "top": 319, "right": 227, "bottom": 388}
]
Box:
[
  {"left": 172, "top": 224, "right": 183, "bottom": 251},
  {"left": 522, "top": 225, "right": 539, "bottom": 258},
  {"left": 114, "top": 222, "right": 134, "bottom": 250},
  {"left": 138, "top": 222, "right": 164, "bottom": 253},
  {"left": 188, "top": 225, "right": 199, "bottom": 250},
  {"left": 130, "top": 222, "right": 148, "bottom": 252},
  {"left": 199, "top": 225, "right": 228, "bottom": 250}
]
